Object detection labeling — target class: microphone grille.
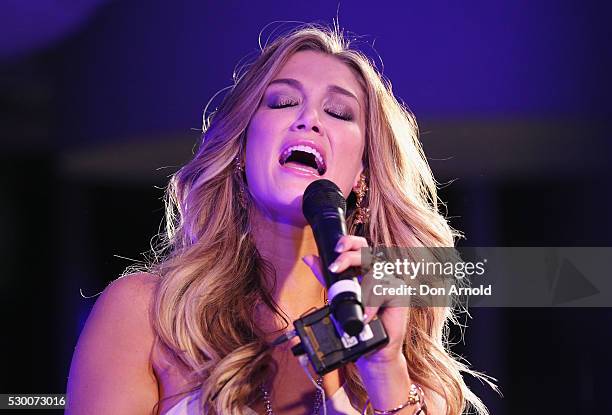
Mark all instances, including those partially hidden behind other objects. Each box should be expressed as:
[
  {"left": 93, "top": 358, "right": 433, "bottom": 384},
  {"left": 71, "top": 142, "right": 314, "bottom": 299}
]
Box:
[{"left": 302, "top": 179, "right": 347, "bottom": 221}]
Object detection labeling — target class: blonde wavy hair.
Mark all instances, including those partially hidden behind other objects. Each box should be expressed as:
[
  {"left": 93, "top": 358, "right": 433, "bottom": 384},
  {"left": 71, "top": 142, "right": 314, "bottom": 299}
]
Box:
[{"left": 147, "top": 23, "right": 492, "bottom": 415}]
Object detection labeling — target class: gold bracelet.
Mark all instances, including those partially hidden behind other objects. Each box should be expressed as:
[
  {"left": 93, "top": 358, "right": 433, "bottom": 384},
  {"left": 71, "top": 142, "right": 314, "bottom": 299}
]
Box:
[{"left": 361, "top": 383, "right": 427, "bottom": 415}]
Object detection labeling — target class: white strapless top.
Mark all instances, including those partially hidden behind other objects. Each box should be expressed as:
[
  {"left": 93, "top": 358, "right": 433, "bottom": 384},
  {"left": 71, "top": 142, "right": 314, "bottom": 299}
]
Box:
[{"left": 164, "top": 383, "right": 360, "bottom": 415}]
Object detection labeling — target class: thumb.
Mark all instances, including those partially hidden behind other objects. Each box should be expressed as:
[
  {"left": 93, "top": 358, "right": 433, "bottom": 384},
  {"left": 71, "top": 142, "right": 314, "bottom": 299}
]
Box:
[{"left": 302, "top": 254, "right": 326, "bottom": 287}]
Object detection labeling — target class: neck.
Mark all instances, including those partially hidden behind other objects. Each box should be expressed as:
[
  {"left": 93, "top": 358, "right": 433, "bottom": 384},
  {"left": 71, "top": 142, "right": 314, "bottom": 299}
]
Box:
[{"left": 250, "top": 208, "right": 326, "bottom": 319}]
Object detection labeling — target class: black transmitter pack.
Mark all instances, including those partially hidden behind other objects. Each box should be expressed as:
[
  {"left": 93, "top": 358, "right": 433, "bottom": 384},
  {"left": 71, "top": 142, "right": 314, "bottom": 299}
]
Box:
[{"left": 290, "top": 304, "right": 389, "bottom": 376}]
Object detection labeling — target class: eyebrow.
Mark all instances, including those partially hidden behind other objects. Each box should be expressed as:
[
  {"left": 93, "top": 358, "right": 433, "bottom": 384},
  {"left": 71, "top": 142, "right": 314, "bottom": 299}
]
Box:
[{"left": 267, "top": 78, "right": 361, "bottom": 107}]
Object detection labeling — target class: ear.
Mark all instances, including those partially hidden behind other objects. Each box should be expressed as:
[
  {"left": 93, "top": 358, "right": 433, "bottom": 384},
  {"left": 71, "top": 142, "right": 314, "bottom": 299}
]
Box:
[{"left": 352, "top": 162, "right": 365, "bottom": 191}]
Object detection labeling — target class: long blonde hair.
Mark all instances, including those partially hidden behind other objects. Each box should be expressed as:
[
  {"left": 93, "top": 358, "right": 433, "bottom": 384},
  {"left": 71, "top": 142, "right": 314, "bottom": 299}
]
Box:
[{"left": 148, "top": 23, "right": 492, "bottom": 414}]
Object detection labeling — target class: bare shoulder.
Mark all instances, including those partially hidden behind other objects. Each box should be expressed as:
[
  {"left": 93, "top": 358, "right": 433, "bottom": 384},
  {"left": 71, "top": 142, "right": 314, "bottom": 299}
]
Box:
[
  {"left": 104, "top": 272, "right": 160, "bottom": 310},
  {"left": 85, "top": 272, "right": 160, "bottom": 338},
  {"left": 66, "top": 272, "right": 161, "bottom": 415}
]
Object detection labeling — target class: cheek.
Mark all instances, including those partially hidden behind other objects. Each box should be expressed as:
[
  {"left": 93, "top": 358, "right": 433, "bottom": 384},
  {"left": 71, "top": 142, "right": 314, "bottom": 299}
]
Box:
[
  {"left": 244, "top": 112, "right": 283, "bottom": 187},
  {"left": 246, "top": 110, "right": 288, "bottom": 148},
  {"left": 330, "top": 132, "right": 365, "bottom": 195},
  {"left": 245, "top": 115, "right": 271, "bottom": 166},
  {"left": 245, "top": 113, "right": 266, "bottom": 147},
  {"left": 338, "top": 130, "right": 365, "bottom": 167}
]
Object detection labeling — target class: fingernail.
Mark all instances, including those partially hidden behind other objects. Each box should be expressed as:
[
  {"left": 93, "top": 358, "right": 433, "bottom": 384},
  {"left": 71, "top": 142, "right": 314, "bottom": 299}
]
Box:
[
  {"left": 363, "top": 313, "right": 369, "bottom": 321},
  {"left": 328, "top": 262, "right": 339, "bottom": 273},
  {"left": 335, "top": 242, "right": 344, "bottom": 253}
]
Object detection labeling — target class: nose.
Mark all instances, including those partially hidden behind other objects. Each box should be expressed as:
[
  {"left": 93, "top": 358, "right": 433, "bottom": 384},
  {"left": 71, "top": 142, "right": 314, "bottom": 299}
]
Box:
[{"left": 291, "top": 105, "right": 323, "bottom": 135}]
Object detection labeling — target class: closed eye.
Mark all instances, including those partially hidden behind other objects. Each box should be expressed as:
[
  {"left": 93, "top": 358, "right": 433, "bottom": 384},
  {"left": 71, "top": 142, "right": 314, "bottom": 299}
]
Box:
[
  {"left": 269, "top": 103, "right": 297, "bottom": 109},
  {"left": 269, "top": 97, "right": 299, "bottom": 108},
  {"left": 326, "top": 110, "right": 353, "bottom": 121},
  {"left": 269, "top": 101, "right": 353, "bottom": 121}
]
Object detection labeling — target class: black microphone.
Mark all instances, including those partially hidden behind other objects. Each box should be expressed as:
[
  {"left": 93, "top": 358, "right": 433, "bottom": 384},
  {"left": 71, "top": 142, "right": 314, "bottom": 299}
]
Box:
[{"left": 302, "top": 179, "right": 364, "bottom": 337}]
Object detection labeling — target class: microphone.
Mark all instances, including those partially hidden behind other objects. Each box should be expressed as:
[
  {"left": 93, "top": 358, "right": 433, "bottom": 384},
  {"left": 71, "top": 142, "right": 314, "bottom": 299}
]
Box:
[{"left": 302, "top": 179, "right": 364, "bottom": 337}]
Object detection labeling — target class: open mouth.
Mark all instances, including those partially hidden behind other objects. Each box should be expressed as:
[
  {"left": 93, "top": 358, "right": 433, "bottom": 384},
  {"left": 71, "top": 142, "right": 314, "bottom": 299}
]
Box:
[{"left": 279, "top": 145, "right": 327, "bottom": 176}]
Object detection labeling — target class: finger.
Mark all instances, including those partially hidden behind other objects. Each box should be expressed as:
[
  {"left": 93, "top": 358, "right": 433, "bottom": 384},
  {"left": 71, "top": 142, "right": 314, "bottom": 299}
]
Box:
[
  {"left": 363, "top": 306, "right": 379, "bottom": 324},
  {"left": 302, "top": 254, "right": 326, "bottom": 287},
  {"left": 334, "top": 235, "right": 369, "bottom": 253},
  {"left": 328, "top": 251, "right": 362, "bottom": 274}
]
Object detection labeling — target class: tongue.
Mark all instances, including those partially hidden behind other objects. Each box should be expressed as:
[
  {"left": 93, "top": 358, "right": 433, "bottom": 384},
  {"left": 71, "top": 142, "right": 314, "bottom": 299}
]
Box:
[{"left": 284, "top": 161, "right": 319, "bottom": 174}]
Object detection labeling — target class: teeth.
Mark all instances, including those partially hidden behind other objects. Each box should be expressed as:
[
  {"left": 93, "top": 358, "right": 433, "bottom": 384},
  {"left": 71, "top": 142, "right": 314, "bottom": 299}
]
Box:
[{"left": 280, "top": 144, "right": 326, "bottom": 171}]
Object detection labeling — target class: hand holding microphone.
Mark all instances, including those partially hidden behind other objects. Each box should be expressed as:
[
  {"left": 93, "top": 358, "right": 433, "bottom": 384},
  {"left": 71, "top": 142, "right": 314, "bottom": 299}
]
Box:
[
  {"left": 291, "top": 179, "right": 389, "bottom": 376},
  {"left": 302, "top": 179, "right": 365, "bottom": 336}
]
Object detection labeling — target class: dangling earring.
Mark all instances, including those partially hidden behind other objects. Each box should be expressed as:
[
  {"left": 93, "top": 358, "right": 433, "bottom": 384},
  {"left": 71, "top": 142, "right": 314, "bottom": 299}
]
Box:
[
  {"left": 353, "top": 173, "right": 370, "bottom": 225},
  {"left": 234, "top": 156, "right": 248, "bottom": 208}
]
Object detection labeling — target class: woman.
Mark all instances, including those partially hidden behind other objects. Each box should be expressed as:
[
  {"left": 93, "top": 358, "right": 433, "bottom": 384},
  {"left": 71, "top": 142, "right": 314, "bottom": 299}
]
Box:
[{"left": 66, "top": 24, "right": 491, "bottom": 415}]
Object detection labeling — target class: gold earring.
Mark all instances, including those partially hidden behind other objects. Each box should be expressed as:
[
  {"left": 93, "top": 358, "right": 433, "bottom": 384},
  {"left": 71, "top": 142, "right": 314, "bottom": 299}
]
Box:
[
  {"left": 353, "top": 173, "right": 370, "bottom": 225},
  {"left": 234, "top": 156, "right": 247, "bottom": 208}
]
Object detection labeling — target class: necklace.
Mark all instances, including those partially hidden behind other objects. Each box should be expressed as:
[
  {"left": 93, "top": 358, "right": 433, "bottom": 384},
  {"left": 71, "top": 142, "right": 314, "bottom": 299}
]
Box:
[{"left": 260, "top": 376, "right": 324, "bottom": 415}]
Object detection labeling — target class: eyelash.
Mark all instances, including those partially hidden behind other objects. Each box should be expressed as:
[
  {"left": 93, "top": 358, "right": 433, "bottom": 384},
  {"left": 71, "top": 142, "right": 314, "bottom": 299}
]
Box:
[{"left": 269, "top": 99, "right": 353, "bottom": 121}]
